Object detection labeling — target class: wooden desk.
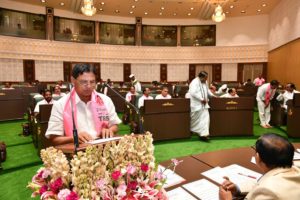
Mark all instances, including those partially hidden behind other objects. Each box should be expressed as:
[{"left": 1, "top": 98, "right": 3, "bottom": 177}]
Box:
[
  {"left": 0, "top": 90, "right": 24, "bottom": 121},
  {"left": 287, "top": 94, "right": 300, "bottom": 137},
  {"left": 209, "top": 97, "right": 254, "bottom": 136},
  {"left": 192, "top": 147, "right": 262, "bottom": 173},
  {"left": 107, "top": 88, "right": 129, "bottom": 112},
  {"left": 143, "top": 99, "right": 190, "bottom": 141}
]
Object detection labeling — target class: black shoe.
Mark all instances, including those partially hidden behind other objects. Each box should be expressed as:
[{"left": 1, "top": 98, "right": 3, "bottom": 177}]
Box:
[{"left": 199, "top": 136, "right": 210, "bottom": 141}]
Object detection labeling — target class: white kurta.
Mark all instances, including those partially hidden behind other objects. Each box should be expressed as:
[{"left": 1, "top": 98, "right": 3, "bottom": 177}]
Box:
[
  {"left": 220, "top": 93, "right": 239, "bottom": 98},
  {"left": 155, "top": 94, "right": 171, "bottom": 99},
  {"left": 189, "top": 77, "right": 213, "bottom": 137},
  {"left": 256, "top": 83, "right": 276, "bottom": 126},
  {"left": 138, "top": 95, "right": 153, "bottom": 108},
  {"left": 34, "top": 99, "right": 55, "bottom": 113},
  {"left": 45, "top": 91, "right": 121, "bottom": 139},
  {"left": 276, "top": 90, "right": 300, "bottom": 110}
]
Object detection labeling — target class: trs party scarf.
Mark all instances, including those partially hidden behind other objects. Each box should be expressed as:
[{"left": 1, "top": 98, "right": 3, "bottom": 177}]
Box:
[
  {"left": 265, "top": 84, "right": 272, "bottom": 105},
  {"left": 63, "top": 88, "right": 109, "bottom": 137}
]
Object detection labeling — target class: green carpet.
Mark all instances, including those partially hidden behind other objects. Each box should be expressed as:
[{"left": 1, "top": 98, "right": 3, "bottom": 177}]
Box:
[{"left": 0, "top": 112, "right": 299, "bottom": 200}]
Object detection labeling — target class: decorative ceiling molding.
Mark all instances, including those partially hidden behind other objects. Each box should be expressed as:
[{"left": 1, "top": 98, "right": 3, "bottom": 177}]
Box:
[{"left": 0, "top": 36, "right": 267, "bottom": 64}]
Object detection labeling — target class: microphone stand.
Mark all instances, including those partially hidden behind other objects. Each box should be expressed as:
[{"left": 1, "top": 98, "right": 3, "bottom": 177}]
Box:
[
  {"left": 104, "top": 83, "right": 144, "bottom": 133},
  {"left": 70, "top": 97, "right": 79, "bottom": 154}
]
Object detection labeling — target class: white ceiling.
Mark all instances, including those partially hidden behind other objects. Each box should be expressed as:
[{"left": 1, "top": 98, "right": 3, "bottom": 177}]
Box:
[{"left": 11, "top": 0, "right": 281, "bottom": 20}]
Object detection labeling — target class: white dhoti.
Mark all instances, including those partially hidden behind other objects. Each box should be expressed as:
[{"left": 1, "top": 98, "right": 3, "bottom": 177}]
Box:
[
  {"left": 190, "top": 109, "right": 210, "bottom": 137},
  {"left": 257, "top": 101, "right": 271, "bottom": 126}
]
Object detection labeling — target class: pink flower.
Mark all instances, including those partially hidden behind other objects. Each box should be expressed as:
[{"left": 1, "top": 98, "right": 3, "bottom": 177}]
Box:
[
  {"left": 50, "top": 177, "right": 63, "bottom": 193},
  {"left": 41, "top": 169, "right": 51, "bottom": 179},
  {"left": 39, "top": 185, "right": 48, "bottom": 195},
  {"left": 126, "top": 164, "right": 136, "bottom": 175},
  {"left": 117, "top": 184, "right": 127, "bottom": 198},
  {"left": 111, "top": 170, "right": 122, "bottom": 181},
  {"left": 127, "top": 181, "right": 138, "bottom": 190},
  {"left": 57, "top": 189, "right": 71, "bottom": 200},
  {"left": 154, "top": 171, "right": 164, "bottom": 180},
  {"left": 66, "top": 191, "right": 79, "bottom": 200},
  {"left": 96, "top": 179, "right": 106, "bottom": 189},
  {"left": 41, "top": 191, "right": 55, "bottom": 199},
  {"left": 171, "top": 159, "right": 182, "bottom": 166},
  {"left": 141, "top": 164, "right": 149, "bottom": 172}
]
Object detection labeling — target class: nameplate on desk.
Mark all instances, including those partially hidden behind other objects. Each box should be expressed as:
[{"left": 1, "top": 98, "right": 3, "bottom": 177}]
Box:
[
  {"left": 0, "top": 93, "right": 5, "bottom": 96},
  {"left": 226, "top": 100, "right": 238, "bottom": 105},
  {"left": 162, "top": 102, "right": 175, "bottom": 107},
  {"left": 226, "top": 106, "right": 238, "bottom": 110},
  {"left": 118, "top": 90, "right": 127, "bottom": 92},
  {"left": 86, "top": 137, "right": 122, "bottom": 145}
]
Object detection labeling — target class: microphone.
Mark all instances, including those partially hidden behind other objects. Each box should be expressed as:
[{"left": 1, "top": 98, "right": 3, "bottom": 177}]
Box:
[
  {"left": 104, "top": 83, "right": 144, "bottom": 133},
  {"left": 70, "top": 96, "right": 79, "bottom": 153}
]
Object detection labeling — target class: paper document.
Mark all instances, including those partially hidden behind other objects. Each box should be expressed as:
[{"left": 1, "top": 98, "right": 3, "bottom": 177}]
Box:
[
  {"left": 167, "top": 187, "right": 197, "bottom": 200},
  {"left": 158, "top": 165, "right": 186, "bottom": 188},
  {"left": 202, "top": 164, "right": 262, "bottom": 186},
  {"left": 251, "top": 156, "right": 256, "bottom": 164},
  {"left": 183, "top": 179, "right": 219, "bottom": 200},
  {"left": 294, "top": 151, "right": 300, "bottom": 160},
  {"left": 87, "top": 137, "right": 122, "bottom": 145}
]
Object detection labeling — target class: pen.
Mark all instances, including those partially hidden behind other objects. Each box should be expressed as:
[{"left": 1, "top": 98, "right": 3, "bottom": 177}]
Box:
[{"left": 238, "top": 173, "right": 257, "bottom": 179}]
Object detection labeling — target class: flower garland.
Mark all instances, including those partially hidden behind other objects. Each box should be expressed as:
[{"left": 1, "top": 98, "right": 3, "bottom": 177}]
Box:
[{"left": 28, "top": 132, "right": 179, "bottom": 200}]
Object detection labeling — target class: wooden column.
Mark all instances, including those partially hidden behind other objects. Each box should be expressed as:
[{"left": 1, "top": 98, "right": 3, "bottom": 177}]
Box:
[
  {"left": 160, "top": 64, "right": 167, "bottom": 82},
  {"left": 94, "top": 63, "right": 101, "bottom": 81},
  {"left": 63, "top": 62, "right": 72, "bottom": 82},
  {"left": 135, "top": 17, "right": 142, "bottom": 46},
  {"left": 124, "top": 64, "right": 131, "bottom": 82},
  {"left": 95, "top": 21, "right": 100, "bottom": 43},
  {"left": 212, "top": 64, "right": 222, "bottom": 82},
  {"left": 189, "top": 64, "right": 196, "bottom": 82},
  {"left": 237, "top": 63, "right": 244, "bottom": 83},
  {"left": 23, "top": 60, "right": 35, "bottom": 82},
  {"left": 177, "top": 26, "right": 181, "bottom": 46},
  {"left": 46, "top": 7, "right": 54, "bottom": 41}
]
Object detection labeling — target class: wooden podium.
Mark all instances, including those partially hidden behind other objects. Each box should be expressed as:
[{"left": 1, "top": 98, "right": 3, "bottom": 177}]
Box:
[
  {"left": 287, "top": 93, "right": 300, "bottom": 137},
  {"left": 0, "top": 90, "right": 24, "bottom": 121},
  {"left": 209, "top": 97, "right": 254, "bottom": 136},
  {"left": 143, "top": 98, "right": 190, "bottom": 141}
]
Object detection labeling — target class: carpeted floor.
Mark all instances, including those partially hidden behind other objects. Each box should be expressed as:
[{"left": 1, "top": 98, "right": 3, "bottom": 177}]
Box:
[{"left": 0, "top": 112, "right": 299, "bottom": 200}]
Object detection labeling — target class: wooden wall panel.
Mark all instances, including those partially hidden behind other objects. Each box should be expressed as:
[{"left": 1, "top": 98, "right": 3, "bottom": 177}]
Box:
[
  {"left": 189, "top": 64, "right": 196, "bottom": 82},
  {"left": 123, "top": 63, "right": 131, "bottom": 82},
  {"left": 160, "top": 64, "right": 167, "bottom": 82},
  {"left": 63, "top": 62, "right": 71, "bottom": 82},
  {"left": 212, "top": 64, "right": 222, "bottom": 82},
  {"left": 268, "top": 38, "right": 300, "bottom": 87},
  {"left": 23, "top": 60, "right": 35, "bottom": 82}
]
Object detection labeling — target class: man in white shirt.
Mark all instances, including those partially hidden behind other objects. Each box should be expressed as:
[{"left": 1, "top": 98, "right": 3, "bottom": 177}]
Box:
[
  {"left": 2, "top": 82, "right": 15, "bottom": 90},
  {"left": 129, "top": 74, "right": 142, "bottom": 93},
  {"left": 221, "top": 88, "right": 239, "bottom": 98},
  {"left": 125, "top": 86, "right": 137, "bottom": 102},
  {"left": 253, "top": 74, "right": 265, "bottom": 86},
  {"left": 52, "top": 85, "right": 66, "bottom": 98},
  {"left": 45, "top": 64, "right": 121, "bottom": 145},
  {"left": 189, "top": 71, "right": 215, "bottom": 141},
  {"left": 155, "top": 87, "right": 171, "bottom": 100},
  {"left": 256, "top": 80, "right": 279, "bottom": 128},
  {"left": 276, "top": 83, "right": 299, "bottom": 110},
  {"left": 138, "top": 87, "right": 153, "bottom": 108},
  {"left": 34, "top": 89, "right": 55, "bottom": 116}
]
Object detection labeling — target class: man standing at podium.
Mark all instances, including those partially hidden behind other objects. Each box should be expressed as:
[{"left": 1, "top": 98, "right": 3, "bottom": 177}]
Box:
[
  {"left": 46, "top": 64, "right": 121, "bottom": 145},
  {"left": 189, "top": 71, "right": 214, "bottom": 141},
  {"left": 256, "top": 80, "right": 279, "bottom": 128}
]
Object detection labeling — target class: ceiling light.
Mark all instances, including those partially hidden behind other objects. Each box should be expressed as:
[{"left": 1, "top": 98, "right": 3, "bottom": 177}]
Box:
[
  {"left": 262, "top": 3, "right": 267, "bottom": 7},
  {"left": 131, "top": 5, "right": 135, "bottom": 8},
  {"left": 99, "top": 8, "right": 103, "bottom": 11},
  {"left": 144, "top": 12, "right": 148, "bottom": 15},
  {"left": 188, "top": 13, "right": 191, "bottom": 16},
  {"left": 230, "top": 5, "right": 234, "bottom": 9},
  {"left": 134, "top": 0, "right": 138, "bottom": 2},
  {"left": 161, "top": 7, "right": 165, "bottom": 10},
  {"left": 130, "top": 11, "right": 134, "bottom": 14},
  {"left": 81, "top": 0, "right": 96, "bottom": 16},
  {"left": 225, "top": 11, "right": 229, "bottom": 14},
  {"left": 41, "top": 0, "right": 46, "bottom": 3},
  {"left": 60, "top": 2, "right": 65, "bottom": 6},
  {"left": 190, "top": 7, "right": 194, "bottom": 10},
  {"left": 159, "top": 12, "right": 163, "bottom": 15},
  {"left": 173, "top": 13, "right": 177, "bottom": 16},
  {"left": 115, "top": 9, "right": 120, "bottom": 13},
  {"left": 212, "top": 5, "right": 225, "bottom": 23},
  {"left": 241, "top": 10, "right": 246, "bottom": 13},
  {"left": 257, "top": 9, "right": 261, "bottom": 12},
  {"left": 101, "top": 2, "right": 104, "bottom": 5}
]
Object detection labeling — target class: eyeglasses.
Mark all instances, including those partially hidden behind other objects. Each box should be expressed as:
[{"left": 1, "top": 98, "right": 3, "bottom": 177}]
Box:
[{"left": 77, "top": 79, "right": 96, "bottom": 87}]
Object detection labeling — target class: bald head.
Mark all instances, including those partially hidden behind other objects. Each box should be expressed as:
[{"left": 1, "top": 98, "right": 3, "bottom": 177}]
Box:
[{"left": 255, "top": 133, "right": 294, "bottom": 168}]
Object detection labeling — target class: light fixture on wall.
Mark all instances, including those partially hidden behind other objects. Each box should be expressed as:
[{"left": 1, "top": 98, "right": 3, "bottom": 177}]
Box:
[
  {"left": 212, "top": 4, "right": 226, "bottom": 22},
  {"left": 81, "top": 0, "right": 97, "bottom": 16}
]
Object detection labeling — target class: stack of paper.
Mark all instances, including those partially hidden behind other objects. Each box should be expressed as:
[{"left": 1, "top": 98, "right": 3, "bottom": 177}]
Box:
[
  {"left": 87, "top": 137, "right": 122, "bottom": 145},
  {"left": 158, "top": 165, "right": 186, "bottom": 188},
  {"left": 182, "top": 179, "right": 219, "bottom": 200},
  {"left": 167, "top": 187, "right": 197, "bottom": 200}
]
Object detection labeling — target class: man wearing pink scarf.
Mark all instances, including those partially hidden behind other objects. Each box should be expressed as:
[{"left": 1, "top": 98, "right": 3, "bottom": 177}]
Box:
[
  {"left": 46, "top": 64, "right": 121, "bottom": 145},
  {"left": 253, "top": 74, "right": 265, "bottom": 86},
  {"left": 256, "top": 80, "right": 279, "bottom": 128}
]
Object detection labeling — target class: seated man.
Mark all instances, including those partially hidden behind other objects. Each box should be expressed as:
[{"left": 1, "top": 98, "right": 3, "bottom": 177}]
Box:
[
  {"left": 2, "top": 82, "right": 15, "bottom": 90},
  {"left": 216, "top": 84, "right": 228, "bottom": 96},
  {"left": 34, "top": 89, "right": 55, "bottom": 116},
  {"left": 52, "top": 85, "right": 66, "bottom": 98},
  {"left": 155, "top": 87, "right": 171, "bottom": 99},
  {"left": 125, "top": 86, "right": 137, "bottom": 102},
  {"left": 221, "top": 88, "right": 239, "bottom": 98},
  {"left": 138, "top": 87, "right": 153, "bottom": 108},
  {"left": 45, "top": 64, "right": 121, "bottom": 145},
  {"left": 276, "top": 83, "right": 299, "bottom": 110},
  {"left": 219, "top": 133, "right": 300, "bottom": 200}
]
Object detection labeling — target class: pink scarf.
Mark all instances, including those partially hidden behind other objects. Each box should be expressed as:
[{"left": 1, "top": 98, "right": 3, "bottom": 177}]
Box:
[
  {"left": 63, "top": 89, "right": 109, "bottom": 137},
  {"left": 265, "top": 84, "right": 272, "bottom": 105}
]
